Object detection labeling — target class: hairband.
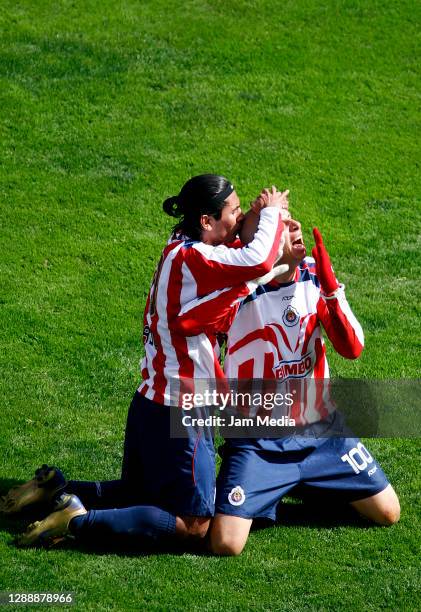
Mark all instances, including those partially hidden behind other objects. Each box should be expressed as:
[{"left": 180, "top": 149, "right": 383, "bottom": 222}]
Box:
[{"left": 209, "top": 183, "right": 234, "bottom": 205}]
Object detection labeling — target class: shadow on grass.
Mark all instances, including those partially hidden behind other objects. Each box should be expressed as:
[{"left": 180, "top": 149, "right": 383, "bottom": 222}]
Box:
[
  {"left": 0, "top": 478, "right": 23, "bottom": 495},
  {"left": 253, "top": 494, "right": 371, "bottom": 531}
]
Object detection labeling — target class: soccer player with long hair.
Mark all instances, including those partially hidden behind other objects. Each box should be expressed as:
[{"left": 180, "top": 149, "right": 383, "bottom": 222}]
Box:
[{"left": 1, "top": 175, "right": 288, "bottom": 549}]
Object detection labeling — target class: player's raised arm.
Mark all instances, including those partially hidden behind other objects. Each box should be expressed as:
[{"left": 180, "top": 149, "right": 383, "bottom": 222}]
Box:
[
  {"left": 183, "top": 187, "right": 288, "bottom": 294},
  {"left": 312, "top": 227, "right": 364, "bottom": 359},
  {"left": 174, "top": 284, "right": 249, "bottom": 336},
  {"left": 173, "top": 188, "right": 289, "bottom": 336}
]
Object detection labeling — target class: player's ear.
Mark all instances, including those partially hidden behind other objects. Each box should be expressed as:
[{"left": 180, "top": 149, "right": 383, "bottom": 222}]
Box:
[{"left": 200, "top": 214, "right": 214, "bottom": 231}]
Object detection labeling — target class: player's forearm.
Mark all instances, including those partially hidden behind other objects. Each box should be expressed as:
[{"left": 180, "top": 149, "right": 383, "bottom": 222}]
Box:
[
  {"left": 173, "top": 284, "right": 249, "bottom": 336},
  {"left": 187, "top": 208, "right": 284, "bottom": 292},
  {"left": 317, "top": 287, "right": 364, "bottom": 359}
]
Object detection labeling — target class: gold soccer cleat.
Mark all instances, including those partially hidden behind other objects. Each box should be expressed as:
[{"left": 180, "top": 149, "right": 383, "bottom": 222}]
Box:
[
  {"left": 0, "top": 465, "right": 67, "bottom": 515},
  {"left": 15, "top": 493, "right": 87, "bottom": 548}
]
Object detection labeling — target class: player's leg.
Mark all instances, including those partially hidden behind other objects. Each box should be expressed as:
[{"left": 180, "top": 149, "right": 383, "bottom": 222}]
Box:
[
  {"left": 209, "top": 514, "right": 252, "bottom": 556},
  {"left": 65, "top": 479, "right": 134, "bottom": 509},
  {"left": 16, "top": 393, "right": 215, "bottom": 547},
  {"left": 351, "top": 484, "right": 400, "bottom": 525},
  {"left": 118, "top": 392, "right": 216, "bottom": 540},
  {"left": 16, "top": 498, "right": 212, "bottom": 548},
  {"left": 176, "top": 516, "right": 211, "bottom": 539},
  {"left": 298, "top": 436, "right": 399, "bottom": 525},
  {"left": 16, "top": 492, "right": 211, "bottom": 549},
  {"left": 15, "top": 494, "right": 177, "bottom": 548},
  {"left": 209, "top": 440, "right": 300, "bottom": 556},
  {"left": 71, "top": 508, "right": 210, "bottom": 540}
]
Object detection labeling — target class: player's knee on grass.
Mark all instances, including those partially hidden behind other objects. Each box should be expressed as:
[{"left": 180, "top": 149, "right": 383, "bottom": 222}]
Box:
[
  {"left": 210, "top": 532, "right": 247, "bottom": 556},
  {"left": 209, "top": 514, "right": 252, "bottom": 556},
  {"left": 375, "top": 485, "right": 400, "bottom": 526},
  {"left": 176, "top": 516, "right": 210, "bottom": 539},
  {"left": 351, "top": 484, "right": 400, "bottom": 526}
]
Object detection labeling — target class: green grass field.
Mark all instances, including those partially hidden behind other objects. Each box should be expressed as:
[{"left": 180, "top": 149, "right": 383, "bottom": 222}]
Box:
[{"left": 1, "top": 0, "right": 420, "bottom": 609}]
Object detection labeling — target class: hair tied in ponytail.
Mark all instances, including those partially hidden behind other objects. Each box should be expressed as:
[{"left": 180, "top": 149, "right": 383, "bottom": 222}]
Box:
[
  {"left": 162, "top": 195, "right": 181, "bottom": 218},
  {"left": 162, "top": 174, "right": 231, "bottom": 240}
]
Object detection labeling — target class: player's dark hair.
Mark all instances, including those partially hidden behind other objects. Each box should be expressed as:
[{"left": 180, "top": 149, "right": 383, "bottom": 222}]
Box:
[{"left": 162, "top": 174, "right": 234, "bottom": 240}]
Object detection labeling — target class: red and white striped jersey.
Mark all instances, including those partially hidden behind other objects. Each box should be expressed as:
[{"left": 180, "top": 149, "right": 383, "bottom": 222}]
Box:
[
  {"left": 224, "top": 258, "right": 364, "bottom": 424},
  {"left": 156, "top": 255, "right": 364, "bottom": 421},
  {"left": 138, "top": 207, "right": 284, "bottom": 406}
]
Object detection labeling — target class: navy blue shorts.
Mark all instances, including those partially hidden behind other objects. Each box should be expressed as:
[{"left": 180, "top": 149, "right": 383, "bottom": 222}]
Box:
[
  {"left": 216, "top": 432, "right": 390, "bottom": 520},
  {"left": 121, "top": 392, "right": 215, "bottom": 517}
]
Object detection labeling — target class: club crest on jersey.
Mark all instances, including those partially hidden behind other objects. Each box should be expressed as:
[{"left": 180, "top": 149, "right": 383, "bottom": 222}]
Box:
[
  {"left": 282, "top": 305, "right": 299, "bottom": 327},
  {"left": 228, "top": 486, "right": 246, "bottom": 506}
]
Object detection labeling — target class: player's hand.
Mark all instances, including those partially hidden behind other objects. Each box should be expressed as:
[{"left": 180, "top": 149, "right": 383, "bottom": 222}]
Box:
[
  {"left": 312, "top": 227, "right": 339, "bottom": 295},
  {"left": 250, "top": 186, "right": 289, "bottom": 215},
  {"left": 276, "top": 188, "right": 290, "bottom": 220}
]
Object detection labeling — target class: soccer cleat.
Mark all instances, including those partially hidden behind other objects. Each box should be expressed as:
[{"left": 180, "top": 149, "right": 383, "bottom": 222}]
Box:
[
  {"left": 0, "top": 465, "right": 67, "bottom": 515},
  {"left": 15, "top": 493, "right": 87, "bottom": 548}
]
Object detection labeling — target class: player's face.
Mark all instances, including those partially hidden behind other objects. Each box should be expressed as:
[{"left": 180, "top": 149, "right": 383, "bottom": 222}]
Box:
[
  {"left": 278, "top": 216, "right": 306, "bottom": 265},
  {"left": 207, "top": 191, "right": 244, "bottom": 245}
]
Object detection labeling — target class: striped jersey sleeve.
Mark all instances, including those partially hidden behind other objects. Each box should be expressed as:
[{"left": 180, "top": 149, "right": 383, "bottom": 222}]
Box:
[
  {"left": 316, "top": 285, "right": 364, "bottom": 359},
  {"left": 182, "top": 208, "right": 284, "bottom": 294},
  {"left": 223, "top": 257, "right": 364, "bottom": 423},
  {"left": 174, "top": 283, "right": 251, "bottom": 336}
]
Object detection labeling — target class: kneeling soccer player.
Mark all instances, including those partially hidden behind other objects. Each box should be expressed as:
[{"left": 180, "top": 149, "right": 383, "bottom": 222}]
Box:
[
  {"left": 0, "top": 179, "right": 288, "bottom": 550},
  {"left": 209, "top": 216, "right": 400, "bottom": 556}
]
